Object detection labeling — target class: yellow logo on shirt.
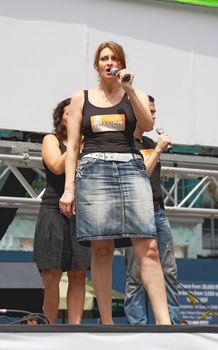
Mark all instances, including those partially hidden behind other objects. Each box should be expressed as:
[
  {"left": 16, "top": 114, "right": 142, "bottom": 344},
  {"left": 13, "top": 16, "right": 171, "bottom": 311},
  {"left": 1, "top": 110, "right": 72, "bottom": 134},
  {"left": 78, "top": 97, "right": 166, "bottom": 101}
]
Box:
[
  {"left": 90, "top": 114, "right": 125, "bottom": 133},
  {"left": 140, "top": 148, "right": 159, "bottom": 162},
  {"left": 140, "top": 149, "right": 154, "bottom": 157}
]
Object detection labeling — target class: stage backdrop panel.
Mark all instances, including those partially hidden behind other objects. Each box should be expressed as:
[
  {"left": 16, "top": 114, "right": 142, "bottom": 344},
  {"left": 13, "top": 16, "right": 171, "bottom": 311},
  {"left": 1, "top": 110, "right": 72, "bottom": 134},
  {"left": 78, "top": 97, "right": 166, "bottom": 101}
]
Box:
[{"left": 0, "top": 0, "right": 217, "bottom": 147}]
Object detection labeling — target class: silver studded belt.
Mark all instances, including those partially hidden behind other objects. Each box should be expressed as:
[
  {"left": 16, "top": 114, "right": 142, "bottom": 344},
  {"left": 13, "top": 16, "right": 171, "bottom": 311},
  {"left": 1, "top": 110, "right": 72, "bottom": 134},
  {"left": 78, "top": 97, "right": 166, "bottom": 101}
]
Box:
[{"left": 81, "top": 152, "right": 142, "bottom": 162}]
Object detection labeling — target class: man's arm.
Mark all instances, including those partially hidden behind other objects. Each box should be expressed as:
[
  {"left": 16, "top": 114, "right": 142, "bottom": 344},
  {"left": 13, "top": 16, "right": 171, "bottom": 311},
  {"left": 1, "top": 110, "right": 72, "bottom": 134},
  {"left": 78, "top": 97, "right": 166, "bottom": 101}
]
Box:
[{"left": 143, "top": 133, "right": 171, "bottom": 177}]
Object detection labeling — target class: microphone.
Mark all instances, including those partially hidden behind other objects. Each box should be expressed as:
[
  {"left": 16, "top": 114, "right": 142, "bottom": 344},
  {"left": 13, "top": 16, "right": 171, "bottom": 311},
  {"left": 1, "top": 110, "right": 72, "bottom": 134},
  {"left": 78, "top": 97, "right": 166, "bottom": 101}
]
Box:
[
  {"left": 110, "top": 67, "right": 131, "bottom": 82},
  {"left": 156, "top": 127, "right": 172, "bottom": 154}
]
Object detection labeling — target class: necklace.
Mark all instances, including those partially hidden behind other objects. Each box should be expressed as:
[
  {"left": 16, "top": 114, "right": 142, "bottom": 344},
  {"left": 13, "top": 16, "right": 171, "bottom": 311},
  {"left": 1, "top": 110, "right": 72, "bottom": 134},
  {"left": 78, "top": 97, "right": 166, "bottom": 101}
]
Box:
[{"left": 98, "top": 84, "right": 121, "bottom": 103}]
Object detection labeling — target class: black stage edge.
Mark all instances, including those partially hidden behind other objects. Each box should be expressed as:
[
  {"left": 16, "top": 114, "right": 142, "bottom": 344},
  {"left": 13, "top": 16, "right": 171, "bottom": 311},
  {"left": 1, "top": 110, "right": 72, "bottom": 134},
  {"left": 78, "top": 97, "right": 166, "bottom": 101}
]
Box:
[{"left": 0, "top": 324, "right": 218, "bottom": 333}]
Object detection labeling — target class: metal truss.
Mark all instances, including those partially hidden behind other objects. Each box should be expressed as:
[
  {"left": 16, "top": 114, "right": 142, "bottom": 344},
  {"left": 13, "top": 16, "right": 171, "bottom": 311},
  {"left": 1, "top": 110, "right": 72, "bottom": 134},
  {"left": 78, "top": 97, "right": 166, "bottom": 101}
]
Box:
[
  {"left": 162, "top": 166, "right": 218, "bottom": 218},
  {"left": 1, "top": 141, "right": 218, "bottom": 218},
  {"left": 0, "top": 148, "right": 45, "bottom": 209}
]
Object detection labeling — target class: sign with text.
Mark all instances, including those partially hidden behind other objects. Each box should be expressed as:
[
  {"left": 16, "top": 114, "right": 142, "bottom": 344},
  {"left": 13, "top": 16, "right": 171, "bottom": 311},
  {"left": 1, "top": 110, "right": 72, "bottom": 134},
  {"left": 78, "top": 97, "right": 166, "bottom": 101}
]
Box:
[{"left": 178, "top": 281, "right": 218, "bottom": 324}]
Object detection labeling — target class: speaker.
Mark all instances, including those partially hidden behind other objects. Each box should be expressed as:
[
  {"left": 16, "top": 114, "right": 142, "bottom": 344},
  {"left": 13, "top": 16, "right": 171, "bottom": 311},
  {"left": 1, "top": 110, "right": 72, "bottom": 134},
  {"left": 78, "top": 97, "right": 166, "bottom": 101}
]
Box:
[{"left": 0, "top": 262, "right": 44, "bottom": 316}]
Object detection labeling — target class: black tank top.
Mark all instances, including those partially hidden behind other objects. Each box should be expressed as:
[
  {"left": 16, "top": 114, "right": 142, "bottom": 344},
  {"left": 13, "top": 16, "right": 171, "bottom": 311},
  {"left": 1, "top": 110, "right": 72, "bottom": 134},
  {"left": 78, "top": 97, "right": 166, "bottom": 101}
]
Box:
[
  {"left": 41, "top": 141, "right": 65, "bottom": 208},
  {"left": 81, "top": 90, "right": 140, "bottom": 155}
]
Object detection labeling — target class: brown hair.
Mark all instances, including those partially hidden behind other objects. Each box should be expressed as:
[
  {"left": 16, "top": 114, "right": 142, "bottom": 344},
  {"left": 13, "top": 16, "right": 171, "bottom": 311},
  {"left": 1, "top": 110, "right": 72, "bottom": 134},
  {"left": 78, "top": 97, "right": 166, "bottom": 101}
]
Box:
[
  {"left": 52, "top": 98, "right": 71, "bottom": 142},
  {"left": 94, "top": 41, "right": 126, "bottom": 70}
]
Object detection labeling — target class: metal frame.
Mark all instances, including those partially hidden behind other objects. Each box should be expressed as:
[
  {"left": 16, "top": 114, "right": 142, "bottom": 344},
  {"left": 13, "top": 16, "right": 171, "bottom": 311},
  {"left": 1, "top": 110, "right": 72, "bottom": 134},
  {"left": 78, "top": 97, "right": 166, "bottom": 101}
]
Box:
[
  {"left": 1, "top": 141, "right": 218, "bottom": 218},
  {"left": 0, "top": 153, "right": 45, "bottom": 209},
  {"left": 161, "top": 166, "right": 218, "bottom": 218}
]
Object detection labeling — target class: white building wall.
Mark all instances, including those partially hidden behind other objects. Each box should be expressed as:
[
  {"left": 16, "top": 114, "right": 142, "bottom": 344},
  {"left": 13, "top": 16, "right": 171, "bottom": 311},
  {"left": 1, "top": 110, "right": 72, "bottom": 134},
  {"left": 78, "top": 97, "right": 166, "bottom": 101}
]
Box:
[{"left": 0, "top": 0, "right": 217, "bottom": 146}]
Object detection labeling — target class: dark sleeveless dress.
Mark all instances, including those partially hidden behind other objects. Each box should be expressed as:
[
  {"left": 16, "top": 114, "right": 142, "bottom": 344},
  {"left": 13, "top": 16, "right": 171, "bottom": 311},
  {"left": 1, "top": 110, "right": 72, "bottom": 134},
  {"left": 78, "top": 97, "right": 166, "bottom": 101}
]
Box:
[{"left": 33, "top": 140, "right": 90, "bottom": 270}]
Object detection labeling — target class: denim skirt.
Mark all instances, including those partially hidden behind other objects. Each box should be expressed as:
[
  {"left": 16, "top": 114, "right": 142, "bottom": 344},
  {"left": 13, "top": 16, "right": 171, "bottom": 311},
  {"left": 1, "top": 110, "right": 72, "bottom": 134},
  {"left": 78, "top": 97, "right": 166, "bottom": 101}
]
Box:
[{"left": 75, "top": 157, "right": 156, "bottom": 247}]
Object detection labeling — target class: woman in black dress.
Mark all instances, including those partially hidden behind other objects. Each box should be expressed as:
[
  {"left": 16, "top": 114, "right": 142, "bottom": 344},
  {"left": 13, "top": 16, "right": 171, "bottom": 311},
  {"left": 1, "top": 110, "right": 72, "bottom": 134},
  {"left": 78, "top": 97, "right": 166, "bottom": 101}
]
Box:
[{"left": 34, "top": 98, "right": 90, "bottom": 324}]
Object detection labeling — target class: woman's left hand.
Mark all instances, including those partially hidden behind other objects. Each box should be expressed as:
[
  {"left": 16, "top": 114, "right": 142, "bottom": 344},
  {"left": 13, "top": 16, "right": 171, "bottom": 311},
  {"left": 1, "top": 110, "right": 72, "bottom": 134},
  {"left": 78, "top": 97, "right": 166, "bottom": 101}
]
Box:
[{"left": 59, "top": 191, "right": 75, "bottom": 217}]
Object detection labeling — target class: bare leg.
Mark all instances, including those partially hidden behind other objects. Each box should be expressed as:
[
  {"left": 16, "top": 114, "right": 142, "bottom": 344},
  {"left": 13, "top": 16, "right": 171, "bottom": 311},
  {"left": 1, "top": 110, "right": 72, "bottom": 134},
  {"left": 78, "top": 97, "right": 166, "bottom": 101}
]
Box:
[
  {"left": 67, "top": 269, "right": 86, "bottom": 324},
  {"left": 91, "top": 240, "right": 115, "bottom": 324},
  {"left": 42, "top": 269, "right": 62, "bottom": 324},
  {"left": 131, "top": 238, "right": 171, "bottom": 325}
]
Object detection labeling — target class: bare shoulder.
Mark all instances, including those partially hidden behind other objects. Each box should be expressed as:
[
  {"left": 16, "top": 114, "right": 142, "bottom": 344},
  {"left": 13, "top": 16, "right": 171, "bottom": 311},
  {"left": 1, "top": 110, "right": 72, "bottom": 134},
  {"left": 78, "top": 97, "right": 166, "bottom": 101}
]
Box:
[
  {"left": 42, "top": 134, "right": 58, "bottom": 144},
  {"left": 71, "top": 90, "right": 85, "bottom": 104},
  {"left": 88, "top": 87, "right": 98, "bottom": 95},
  {"left": 42, "top": 134, "right": 59, "bottom": 147},
  {"left": 42, "top": 134, "right": 61, "bottom": 161}
]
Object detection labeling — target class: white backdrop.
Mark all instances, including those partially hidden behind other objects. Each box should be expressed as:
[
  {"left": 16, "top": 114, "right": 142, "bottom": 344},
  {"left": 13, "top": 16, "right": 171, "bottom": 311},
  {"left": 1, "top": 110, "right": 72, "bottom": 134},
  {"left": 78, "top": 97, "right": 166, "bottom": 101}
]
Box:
[{"left": 0, "top": 0, "right": 217, "bottom": 147}]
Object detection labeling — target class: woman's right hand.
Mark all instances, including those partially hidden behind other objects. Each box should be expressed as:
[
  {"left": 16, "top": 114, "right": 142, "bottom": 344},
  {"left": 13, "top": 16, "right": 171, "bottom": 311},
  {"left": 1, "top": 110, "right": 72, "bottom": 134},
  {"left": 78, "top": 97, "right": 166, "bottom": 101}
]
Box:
[{"left": 59, "top": 191, "right": 75, "bottom": 217}]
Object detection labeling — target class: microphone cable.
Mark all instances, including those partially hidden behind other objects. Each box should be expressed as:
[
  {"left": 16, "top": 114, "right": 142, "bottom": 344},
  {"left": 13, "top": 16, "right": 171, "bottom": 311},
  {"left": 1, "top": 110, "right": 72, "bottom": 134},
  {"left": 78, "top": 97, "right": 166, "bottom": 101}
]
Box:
[{"left": 0, "top": 308, "right": 49, "bottom": 325}]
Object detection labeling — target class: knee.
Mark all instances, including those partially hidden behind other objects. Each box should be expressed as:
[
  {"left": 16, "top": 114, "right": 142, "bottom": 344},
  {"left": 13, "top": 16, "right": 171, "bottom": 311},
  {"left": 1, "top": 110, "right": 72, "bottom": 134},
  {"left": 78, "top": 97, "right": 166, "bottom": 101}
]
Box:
[
  {"left": 147, "top": 247, "right": 160, "bottom": 262},
  {"left": 42, "top": 269, "right": 62, "bottom": 286},
  {"left": 68, "top": 269, "right": 86, "bottom": 283},
  {"left": 144, "top": 241, "right": 160, "bottom": 263},
  {"left": 92, "top": 246, "right": 114, "bottom": 264}
]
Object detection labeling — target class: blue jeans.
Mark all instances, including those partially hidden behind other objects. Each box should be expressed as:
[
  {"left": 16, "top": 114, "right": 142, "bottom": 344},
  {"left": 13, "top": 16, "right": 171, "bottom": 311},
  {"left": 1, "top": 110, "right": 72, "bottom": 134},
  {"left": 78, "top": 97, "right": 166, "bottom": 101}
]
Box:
[{"left": 124, "top": 208, "right": 181, "bottom": 324}]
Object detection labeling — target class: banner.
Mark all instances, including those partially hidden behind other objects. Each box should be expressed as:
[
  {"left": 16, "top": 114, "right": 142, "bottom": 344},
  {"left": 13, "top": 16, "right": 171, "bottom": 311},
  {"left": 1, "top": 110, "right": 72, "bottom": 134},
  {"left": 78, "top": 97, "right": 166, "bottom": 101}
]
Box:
[{"left": 157, "top": 0, "right": 218, "bottom": 7}]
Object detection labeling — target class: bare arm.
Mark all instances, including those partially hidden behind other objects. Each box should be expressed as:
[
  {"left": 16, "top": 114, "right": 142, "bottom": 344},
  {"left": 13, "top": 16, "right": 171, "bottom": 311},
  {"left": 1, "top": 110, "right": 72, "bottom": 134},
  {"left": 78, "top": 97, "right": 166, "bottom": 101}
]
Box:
[
  {"left": 144, "top": 133, "right": 171, "bottom": 177},
  {"left": 115, "top": 69, "right": 154, "bottom": 132},
  {"left": 42, "top": 134, "right": 66, "bottom": 175},
  {"left": 128, "top": 88, "right": 154, "bottom": 132},
  {"left": 59, "top": 90, "right": 84, "bottom": 216}
]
